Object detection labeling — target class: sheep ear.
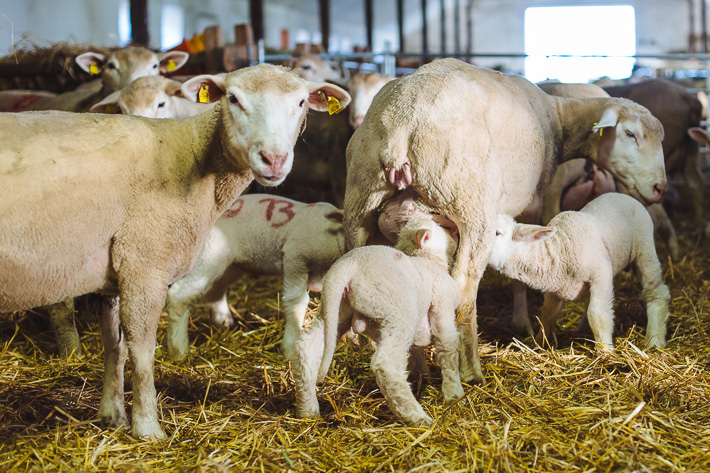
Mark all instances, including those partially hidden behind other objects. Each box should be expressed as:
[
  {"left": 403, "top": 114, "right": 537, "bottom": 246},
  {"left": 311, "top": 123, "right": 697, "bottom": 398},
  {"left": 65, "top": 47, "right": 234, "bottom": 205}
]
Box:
[
  {"left": 415, "top": 229, "right": 431, "bottom": 249},
  {"left": 159, "top": 51, "right": 189, "bottom": 73},
  {"left": 592, "top": 108, "right": 618, "bottom": 134},
  {"left": 689, "top": 126, "right": 709, "bottom": 144},
  {"left": 512, "top": 225, "right": 555, "bottom": 243},
  {"left": 325, "top": 210, "right": 344, "bottom": 223},
  {"left": 90, "top": 91, "right": 121, "bottom": 113},
  {"left": 307, "top": 82, "right": 351, "bottom": 112},
  {"left": 76, "top": 52, "right": 106, "bottom": 75},
  {"left": 181, "top": 74, "right": 226, "bottom": 103}
]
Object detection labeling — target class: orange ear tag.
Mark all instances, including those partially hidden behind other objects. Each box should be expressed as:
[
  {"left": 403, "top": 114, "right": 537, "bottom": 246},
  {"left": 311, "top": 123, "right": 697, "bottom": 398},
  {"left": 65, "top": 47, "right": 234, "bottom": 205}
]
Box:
[
  {"left": 198, "top": 84, "right": 209, "bottom": 103},
  {"left": 319, "top": 91, "right": 345, "bottom": 115},
  {"left": 89, "top": 63, "right": 99, "bottom": 76},
  {"left": 167, "top": 59, "right": 176, "bottom": 72}
]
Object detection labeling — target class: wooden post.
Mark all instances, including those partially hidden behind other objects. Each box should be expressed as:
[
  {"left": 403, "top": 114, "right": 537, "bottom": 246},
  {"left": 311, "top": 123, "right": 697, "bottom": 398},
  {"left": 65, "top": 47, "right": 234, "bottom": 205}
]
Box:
[
  {"left": 440, "top": 0, "right": 446, "bottom": 55},
  {"left": 319, "top": 0, "right": 330, "bottom": 52},
  {"left": 466, "top": 0, "right": 474, "bottom": 57},
  {"left": 702, "top": 0, "right": 708, "bottom": 52},
  {"left": 365, "top": 0, "right": 374, "bottom": 51},
  {"left": 688, "top": 0, "right": 696, "bottom": 53},
  {"left": 249, "top": 0, "right": 264, "bottom": 44},
  {"left": 454, "top": 0, "right": 461, "bottom": 55},
  {"left": 130, "top": 0, "right": 149, "bottom": 46},
  {"left": 397, "top": 0, "right": 405, "bottom": 52},
  {"left": 421, "top": 0, "right": 428, "bottom": 55}
]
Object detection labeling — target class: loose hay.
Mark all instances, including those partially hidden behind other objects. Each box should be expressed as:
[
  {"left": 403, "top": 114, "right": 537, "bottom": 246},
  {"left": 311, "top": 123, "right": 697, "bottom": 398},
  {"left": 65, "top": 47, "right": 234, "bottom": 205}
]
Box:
[{"left": 1, "top": 218, "right": 709, "bottom": 472}]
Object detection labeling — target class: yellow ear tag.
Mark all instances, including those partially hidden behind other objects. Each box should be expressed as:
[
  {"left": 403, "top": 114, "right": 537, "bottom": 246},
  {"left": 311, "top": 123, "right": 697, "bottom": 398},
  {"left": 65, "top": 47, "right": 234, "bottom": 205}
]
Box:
[
  {"left": 198, "top": 84, "right": 209, "bottom": 103},
  {"left": 594, "top": 122, "right": 603, "bottom": 136},
  {"left": 105, "top": 104, "right": 117, "bottom": 114},
  {"left": 320, "top": 90, "right": 345, "bottom": 115},
  {"left": 89, "top": 63, "right": 99, "bottom": 76},
  {"left": 167, "top": 59, "right": 176, "bottom": 72}
]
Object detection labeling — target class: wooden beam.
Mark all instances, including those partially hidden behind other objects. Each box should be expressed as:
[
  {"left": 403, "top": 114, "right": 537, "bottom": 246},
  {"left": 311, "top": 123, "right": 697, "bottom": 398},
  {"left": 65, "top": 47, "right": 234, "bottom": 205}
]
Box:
[
  {"left": 454, "top": 0, "right": 461, "bottom": 55},
  {"left": 365, "top": 0, "right": 374, "bottom": 51},
  {"left": 249, "top": 0, "right": 264, "bottom": 43},
  {"left": 702, "top": 0, "right": 708, "bottom": 52},
  {"left": 466, "top": 0, "right": 473, "bottom": 56},
  {"left": 130, "top": 0, "right": 149, "bottom": 46},
  {"left": 421, "top": 0, "right": 428, "bottom": 55},
  {"left": 440, "top": 0, "right": 446, "bottom": 55},
  {"left": 319, "top": 0, "right": 330, "bottom": 52},
  {"left": 397, "top": 0, "right": 405, "bottom": 52}
]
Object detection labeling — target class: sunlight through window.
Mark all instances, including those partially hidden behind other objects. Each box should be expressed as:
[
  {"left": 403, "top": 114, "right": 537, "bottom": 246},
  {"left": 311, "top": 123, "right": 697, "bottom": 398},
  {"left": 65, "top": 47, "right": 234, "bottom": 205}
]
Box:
[{"left": 524, "top": 5, "right": 636, "bottom": 83}]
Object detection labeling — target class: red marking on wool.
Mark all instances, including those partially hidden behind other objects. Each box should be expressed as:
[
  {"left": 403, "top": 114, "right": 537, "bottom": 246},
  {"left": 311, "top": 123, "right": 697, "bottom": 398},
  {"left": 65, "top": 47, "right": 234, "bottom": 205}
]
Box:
[
  {"left": 12, "top": 94, "right": 44, "bottom": 112},
  {"left": 222, "top": 199, "right": 245, "bottom": 218},
  {"left": 394, "top": 252, "right": 404, "bottom": 261},
  {"left": 259, "top": 198, "right": 296, "bottom": 227}
]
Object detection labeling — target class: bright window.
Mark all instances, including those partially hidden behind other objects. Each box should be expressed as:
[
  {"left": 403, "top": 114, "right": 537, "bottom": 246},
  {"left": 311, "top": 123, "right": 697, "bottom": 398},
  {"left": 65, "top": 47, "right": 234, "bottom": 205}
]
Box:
[
  {"left": 118, "top": 0, "right": 131, "bottom": 46},
  {"left": 524, "top": 6, "right": 636, "bottom": 83},
  {"left": 161, "top": 4, "right": 185, "bottom": 50}
]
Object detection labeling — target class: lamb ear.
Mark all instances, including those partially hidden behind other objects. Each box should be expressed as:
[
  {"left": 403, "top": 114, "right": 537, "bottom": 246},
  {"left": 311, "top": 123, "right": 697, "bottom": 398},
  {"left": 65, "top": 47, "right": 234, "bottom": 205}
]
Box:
[
  {"left": 307, "top": 82, "right": 351, "bottom": 112},
  {"left": 415, "top": 229, "right": 431, "bottom": 249},
  {"left": 512, "top": 225, "right": 556, "bottom": 243},
  {"left": 159, "top": 51, "right": 189, "bottom": 73},
  {"left": 688, "top": 126, "right": 709, "bottom": 144},
  {"left": 592, "top": 108, "right": 618, "bottom": 134},
  {"left": 181, "top": 74, "right": 226, "bottom": 103},
  {"left": 90, "top": 91, "right": 121, "bottom": 113},
  {"left": 76, "top": 52, "right": 106, "bottom": 75}
]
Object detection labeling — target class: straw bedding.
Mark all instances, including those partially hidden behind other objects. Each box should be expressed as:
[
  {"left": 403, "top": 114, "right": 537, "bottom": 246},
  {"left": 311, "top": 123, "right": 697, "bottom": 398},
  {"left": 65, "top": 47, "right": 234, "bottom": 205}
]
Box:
[{"left": 0, "top": 217, "right": 708, "bottom": 472}]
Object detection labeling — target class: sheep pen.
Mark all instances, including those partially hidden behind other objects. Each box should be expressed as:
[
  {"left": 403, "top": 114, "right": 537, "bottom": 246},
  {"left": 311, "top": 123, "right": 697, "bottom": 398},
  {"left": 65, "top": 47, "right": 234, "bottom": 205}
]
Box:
[{"left": 0, "top": 213, "right": 708, "bottom": 471}]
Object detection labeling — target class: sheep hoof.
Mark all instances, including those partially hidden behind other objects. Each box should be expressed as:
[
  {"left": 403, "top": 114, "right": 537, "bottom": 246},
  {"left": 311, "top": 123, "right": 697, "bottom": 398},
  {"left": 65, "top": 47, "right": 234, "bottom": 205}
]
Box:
[
  {"left": 98, "top": 406, "right": 129, "bottom": 429},
  {"left": 131, "top": 420, "right": 167, "bottom": 440},
  {"left": 405, "top": 412, "right": 433, "bottom": 427},
  {"left": 443, "top": 385, "right": 465, "bottom": 404}
]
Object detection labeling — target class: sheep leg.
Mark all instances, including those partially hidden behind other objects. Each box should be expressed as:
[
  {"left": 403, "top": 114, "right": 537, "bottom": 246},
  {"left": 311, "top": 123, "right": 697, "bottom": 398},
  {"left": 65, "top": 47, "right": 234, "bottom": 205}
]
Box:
[
  {"left": 586, "top": 274, "right": 615, "bottom": 351},
  {"left": 203, "top": 264, "right": 243, "bottom": 329},
  {"left": 97, "top": 295, "right": 128, "bottom": 429},
  {"left": 684, "top": 148, "right": 705, "bottom": 223},
  {"left": 535, "top": 293, "right": 565, "bottom": 348},
  {"left": 429, "top": 307, "right": 464, "bottom": 404},
  {"left": 511, "top": 281, "right": 534, "bottom": 336},
  {"left": 119, "top": 275, "right": 168, "bottom": 440},
  {"left": 208, "top": 293, "right": 233, "bottom": 329},
  {"left": 281, "top": 267, "right": 310, "bottom": 360},
  {"left": 293, "top": 318, "right": 325, "bottom": 418},
  {"left": 634, "top": 244, "right": 671, "bottom": 349},
  {"left": 648, "top": 204, "right": 679, "bottom": 261},
  {"left": 46, "top": 299, "right": 82, "bottom": 358},
  {"left": 407, "top": 345, "right": 430, "bottom": 380},
  {"left": 165, "top": 296, "right": 191, "bottom": 361},
  {"left": 343, "top": 173, "right": 391, "bottom": 250},
  {"left": 371, "top": 330, "right": 431, "bottom": 426}
]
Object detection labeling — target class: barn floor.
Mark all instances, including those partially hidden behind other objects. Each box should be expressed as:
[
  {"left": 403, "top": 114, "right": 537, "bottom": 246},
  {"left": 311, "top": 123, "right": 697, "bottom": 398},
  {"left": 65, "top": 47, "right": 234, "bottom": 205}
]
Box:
[{"left": 0, "top": 217, "right": 709, "bottom": 472}]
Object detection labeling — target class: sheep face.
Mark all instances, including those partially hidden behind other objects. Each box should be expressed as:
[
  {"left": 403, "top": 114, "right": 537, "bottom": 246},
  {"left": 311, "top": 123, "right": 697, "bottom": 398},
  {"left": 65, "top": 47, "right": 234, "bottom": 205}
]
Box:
[
  {"left": 595, "top": 104, "right": 666, "bottom": 206},
  {"left": 289, "top": 55, "right": 341, "bottom": 83},
  {"left": 76, "top": 48, "right": 189, "bottom": 93},
  {"left": 182, "top": 65, "right": 350, "bottom": 187},
  {"left": 91, "top": 76, "right": 183, "bottom": 118},
  {"left": 347, "top": 72, "right": 394, "bottom": 129},
  {"left": 489, "top": 214, "right": 556, "bottom": 272}
]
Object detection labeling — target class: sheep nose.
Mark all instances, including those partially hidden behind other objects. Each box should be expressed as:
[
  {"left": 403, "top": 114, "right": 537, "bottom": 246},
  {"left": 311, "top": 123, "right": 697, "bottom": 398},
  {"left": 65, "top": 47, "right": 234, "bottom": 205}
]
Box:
[
  {"left": 653, "top": 183, "right": 664, "bottom": 201},
  {"left": 259, "top": 151, "right": 287, "bottom": 173},
  {"left": 351, "top": 115, "right": 364, "bottom": 128}
]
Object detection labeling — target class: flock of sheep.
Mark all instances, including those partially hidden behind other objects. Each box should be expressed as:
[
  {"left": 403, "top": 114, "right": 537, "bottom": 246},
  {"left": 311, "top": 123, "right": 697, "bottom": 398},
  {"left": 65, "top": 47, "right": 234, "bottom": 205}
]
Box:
[{"left": 0, "top": 45, "right": 705, "bottom": 439}]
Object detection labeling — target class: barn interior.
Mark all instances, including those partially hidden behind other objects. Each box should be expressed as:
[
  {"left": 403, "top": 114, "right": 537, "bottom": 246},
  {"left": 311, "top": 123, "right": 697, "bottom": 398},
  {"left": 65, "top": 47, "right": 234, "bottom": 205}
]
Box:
[{"left": 0, "top": 1, "right": 709, "bottom": 471}]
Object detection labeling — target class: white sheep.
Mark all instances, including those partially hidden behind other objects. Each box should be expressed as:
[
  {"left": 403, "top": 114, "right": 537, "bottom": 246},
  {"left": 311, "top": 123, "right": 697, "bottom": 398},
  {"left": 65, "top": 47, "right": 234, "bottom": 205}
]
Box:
[
  {"left": 489, "top": 193, "right": 670, "bottom": 350},
  {"left": 347, "top": 71, "right": 394, "bottom": 129},
  {"left": 165, "top": 194, "right": 345, "bottom": 361},
  {"left": 344, "top": 58, "right": 667, "bottom": 383},
  {"left": 0, "top": 47, "right": 188, "bottom": 113},
  {"left": 292, "top": 218, "right": 464, "bottom": 426},
  {"left": 289, "top": 54, "right": 345, "bottom": 84},
  {"left": 0, "top": 64, "right": 350, "bottom": 439}
]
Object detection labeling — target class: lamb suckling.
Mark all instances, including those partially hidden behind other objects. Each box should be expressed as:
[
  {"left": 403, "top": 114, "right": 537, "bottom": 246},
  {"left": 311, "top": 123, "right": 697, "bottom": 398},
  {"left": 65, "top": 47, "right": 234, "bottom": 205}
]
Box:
[
  {"left": 0, "top": 64, "right": 350, "bottom": 439},
  {"left": 165, "top": 195, "right": 346, "bottom": 361},
  {"left": 489, "top": 193, "right": 671, "bottom": 350},
  {"left": 292, "top": 218, "right": 464, "bottom": 426}
]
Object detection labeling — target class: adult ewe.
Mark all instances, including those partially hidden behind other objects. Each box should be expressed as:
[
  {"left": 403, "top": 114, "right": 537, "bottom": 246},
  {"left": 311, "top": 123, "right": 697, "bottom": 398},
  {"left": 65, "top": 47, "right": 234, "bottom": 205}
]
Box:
[
  {"left": 0, "top": 64, "right": 349, "bottom": 439},
  {"left": 344, "top": 59, "right": 666, "bottom": 383}
]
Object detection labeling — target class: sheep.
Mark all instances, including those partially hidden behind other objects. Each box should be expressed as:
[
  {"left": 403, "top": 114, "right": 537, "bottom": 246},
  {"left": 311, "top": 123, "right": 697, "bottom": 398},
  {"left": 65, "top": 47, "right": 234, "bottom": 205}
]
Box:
[
  {"left": 283, "top": 71, "right": 394, "bottom": 206},
  {"left": 90, "top": 76, "right": 214, "bottom": 118},
  {"left": 0, "top": 64, "right": 350, "bottom": 439},
  {"left": 489, "top": 193, "right": 671, "bottom": 351},
  {"left": 289, "top": 54, "right": 344, "bottom": 84},
  {"left": 343, "top": 58, "right": 667, "bottom": 383},
  {"left": 0, "top": 47, "right": 189, "bottom": 113},
  {"left": 165, "top": 195, "right": 346, "bottom": 361},
  {"left": 291, "top": 218, "right": 464, "bottom": 426}
]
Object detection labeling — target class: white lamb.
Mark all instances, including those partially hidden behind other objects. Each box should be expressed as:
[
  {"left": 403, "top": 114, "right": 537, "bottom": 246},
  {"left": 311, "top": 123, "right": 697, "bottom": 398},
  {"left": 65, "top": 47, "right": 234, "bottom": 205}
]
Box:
[
  {"left": 292, "top": 218, "right": 464, "bottom": 426},
  {"left": 165, "top": 194, "right": 345, "bottom": 360},
  {"left": 489, "top": 193, "right": 670, "bottom": 350}
]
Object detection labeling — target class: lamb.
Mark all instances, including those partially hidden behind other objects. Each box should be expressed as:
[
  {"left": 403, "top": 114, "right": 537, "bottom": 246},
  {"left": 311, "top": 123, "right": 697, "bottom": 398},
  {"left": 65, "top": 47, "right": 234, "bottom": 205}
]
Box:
[
  {"left": 0, "top": 47, "right": 188, "bottom": 113},
  {"left": 343, "top": 58, "right": 667, "bottom": 383},
  {"left": 90, "top": 76, "right": 214, "bottom": 118},
  {"left": 347, "top": 72, "right": 394, "bottom": 129},
  {"left": 165, "top": 195, "right": 345, "bottom": 361},
  {"left": 0, "top": 64, "right": 350, "bottom": 439},
  {"left": 489, "top": 193, "right": 671, "bottom": 350},
  {"left": 292, "top": 218, "right": 464, "bottom": 426}
]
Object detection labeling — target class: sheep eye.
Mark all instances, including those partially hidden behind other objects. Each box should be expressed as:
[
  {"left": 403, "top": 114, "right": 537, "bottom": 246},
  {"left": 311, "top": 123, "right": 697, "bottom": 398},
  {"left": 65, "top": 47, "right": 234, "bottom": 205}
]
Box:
[
  {"left": 153, "top": 63, "right": 158, "bottom": 69},
  {"left": 228, "top": 94, "right": 239, "bottom": 105},
  {"left": 625, "top": 129, "right": 635, "bottom": 138},
  {"left": 158, "top": 102, "right": 165, "bottom": 108},
  {"left": 299, "top": 99, "right": 305, "bottom": 108},
  {"left": 496, "top": 230, "right": 502, "bottom": 236},
  {"left": 106, "top": 63, "right": 116, "bottom": 70},
  {"left": 301, "top": 65, "right": 312, "bottom": 70}
]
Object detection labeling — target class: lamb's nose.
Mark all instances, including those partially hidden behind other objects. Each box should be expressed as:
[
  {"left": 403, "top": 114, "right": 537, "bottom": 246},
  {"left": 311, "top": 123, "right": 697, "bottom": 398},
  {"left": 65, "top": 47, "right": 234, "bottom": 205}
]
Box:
[{"left": 653, "top": 183, "right": 664, "bottom": 201}]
